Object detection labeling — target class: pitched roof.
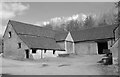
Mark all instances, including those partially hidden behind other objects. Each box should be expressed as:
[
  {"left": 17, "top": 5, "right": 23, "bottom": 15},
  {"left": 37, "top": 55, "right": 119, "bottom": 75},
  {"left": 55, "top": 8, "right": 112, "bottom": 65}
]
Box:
[
  {"left": 55, "top": 31, "right": 68, "bottom": 41},
  {"left": 9, "top": 20, "right": 55, "bottom": 38},
  {"left": 8, "top": 20, "right": 64, "bottom": 51},
  {"left": 9, "top": 20, "right": 68, "bottom": 41},
  {"left": 19, "top": 35, "right": 64, "bottom": 50},
  {"left": 71, "top": 25, "right": 117, "bottom": 42}
]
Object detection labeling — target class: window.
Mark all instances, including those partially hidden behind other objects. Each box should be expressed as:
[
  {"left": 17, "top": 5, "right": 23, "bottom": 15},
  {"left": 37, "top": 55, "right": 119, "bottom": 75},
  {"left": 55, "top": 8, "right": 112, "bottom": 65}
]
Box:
[
  {"left": 53, "top": 50, "right": 55, "bottom": 54},
  {"left": 8, "top": 32, "right": 12, "bottom": 38},
  {"left": 18, "top": 43, "right": 21, "bottom": 49}
]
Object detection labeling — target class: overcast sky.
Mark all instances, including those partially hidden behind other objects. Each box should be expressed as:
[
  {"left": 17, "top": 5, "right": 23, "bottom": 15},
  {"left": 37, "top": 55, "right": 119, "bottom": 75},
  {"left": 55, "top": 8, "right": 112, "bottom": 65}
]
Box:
[{"left": 0, "top": 2, "right": 116, "bottom": 35}]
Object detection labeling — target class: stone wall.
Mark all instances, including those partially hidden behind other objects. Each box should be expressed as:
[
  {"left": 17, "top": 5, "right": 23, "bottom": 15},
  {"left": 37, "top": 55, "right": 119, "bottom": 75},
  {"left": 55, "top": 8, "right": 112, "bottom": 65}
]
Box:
[
  {"left": 75, "top": 41, "right": 98, "bottom": 55},
  {"left": 3, "top": 24, "right": 29, "bottom": 60}
]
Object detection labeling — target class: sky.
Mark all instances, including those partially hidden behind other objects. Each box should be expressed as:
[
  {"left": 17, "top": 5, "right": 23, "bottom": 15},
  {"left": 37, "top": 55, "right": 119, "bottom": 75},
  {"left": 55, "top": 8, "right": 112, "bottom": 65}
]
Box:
[{"left": 0, "top": 2, "right": 117, "bottom": 36}]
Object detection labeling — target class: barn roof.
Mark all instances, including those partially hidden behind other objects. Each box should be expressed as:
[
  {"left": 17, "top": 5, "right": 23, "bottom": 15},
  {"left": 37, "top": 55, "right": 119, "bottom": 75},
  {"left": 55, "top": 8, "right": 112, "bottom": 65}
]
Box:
[
  {"left": 7, "top": 20, "right": 117, "bottom": 45},
  {"left": 9, "top": 20, "right": 68, "bottom": 41},
  {"left": 71, "top": 25, "right": 117, "bottom": 42},
  {"left": 8, "top": 20, "right": 64, "bottom": 51},
  {"left": 55, "top": 31, "right": 68, "bottom": 41},
  {"left": 19, "top": 35, "right": 64, "bottom": 50},
  {"left": 9, "top": 20, "right": 55, "bottom": 38}
]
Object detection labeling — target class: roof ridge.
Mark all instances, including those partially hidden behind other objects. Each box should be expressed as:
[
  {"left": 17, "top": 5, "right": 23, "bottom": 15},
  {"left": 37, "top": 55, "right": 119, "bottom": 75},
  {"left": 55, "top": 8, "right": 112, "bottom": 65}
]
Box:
[
  {"left": 9, "top": 20, "right": 55, "bottom": 31},
  {"left": 9, "top": 20, "right": 69, "bottom": 33},
  {"left": 18, "top": 33, "right": 55, "bottom": 39}
]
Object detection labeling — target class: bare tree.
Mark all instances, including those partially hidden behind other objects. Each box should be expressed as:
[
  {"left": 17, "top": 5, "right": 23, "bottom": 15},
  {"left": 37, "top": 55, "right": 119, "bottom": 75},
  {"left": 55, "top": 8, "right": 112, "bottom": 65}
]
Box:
[{"left": 84, "top": 15, "right": 95, "bottom": 28}]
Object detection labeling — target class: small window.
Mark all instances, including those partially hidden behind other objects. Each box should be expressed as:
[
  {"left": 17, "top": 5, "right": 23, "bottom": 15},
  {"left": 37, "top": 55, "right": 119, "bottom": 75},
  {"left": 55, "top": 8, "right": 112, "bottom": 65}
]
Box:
[
  {"left": 18, "top": 43, "right": 21, "bottom": 49},
  {"left": 53, "top": 50, "right": 55, "bottom": 54},
  {"left": 8, "top": 32, "right": 12, "bottom": 38}
]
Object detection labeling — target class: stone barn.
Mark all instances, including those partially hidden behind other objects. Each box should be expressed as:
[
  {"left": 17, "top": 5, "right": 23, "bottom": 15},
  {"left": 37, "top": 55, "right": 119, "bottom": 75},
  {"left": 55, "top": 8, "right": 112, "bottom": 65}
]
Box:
[
  {"left": 3, "top": 20, "right": 117, "bottom": 60},
  {"left": 55, "top": 25, "right": 117, "bottom": 55},
  {"left": 55, "top": 25, "right": 116, "bottom": 55},
  {"left": 70, "top": 25, "right": 116, "bottom": 55},
  {"left": 3, "top": 20, "right": 65, "bottom": 60}
]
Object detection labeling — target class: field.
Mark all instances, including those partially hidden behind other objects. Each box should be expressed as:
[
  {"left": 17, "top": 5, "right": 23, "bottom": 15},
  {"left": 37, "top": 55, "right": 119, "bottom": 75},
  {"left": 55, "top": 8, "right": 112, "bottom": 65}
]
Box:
[{"left": 0, "top": 54, "right": 118, "bottom": 75}]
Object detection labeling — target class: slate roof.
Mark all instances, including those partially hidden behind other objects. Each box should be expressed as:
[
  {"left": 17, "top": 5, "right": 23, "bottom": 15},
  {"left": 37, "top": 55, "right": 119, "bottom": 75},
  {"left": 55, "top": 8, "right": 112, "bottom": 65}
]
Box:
[
  {"left": 19, "top": 35, "right": 64, "bottom": 50},
  {"left": 9, "top": 20, "right": 55, "bottom": 38},
  {"left": 6, "top": 20, "right": 117, "bottom": 49},
  {"left": 71, "top": 25, "right": 117, "bottom": 42},
  {"left": 8, "top": 20, "right": 64, "bottom": 51},
  {"left": 55, "top": 31, "right": 68, "bottom": 41}
]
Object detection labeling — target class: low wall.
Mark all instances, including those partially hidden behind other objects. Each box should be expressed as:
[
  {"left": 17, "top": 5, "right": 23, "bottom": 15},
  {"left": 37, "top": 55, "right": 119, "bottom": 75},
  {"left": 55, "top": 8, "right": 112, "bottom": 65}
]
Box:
[{"left": 30, "top": 50, "right": 66, "bottom": 59}]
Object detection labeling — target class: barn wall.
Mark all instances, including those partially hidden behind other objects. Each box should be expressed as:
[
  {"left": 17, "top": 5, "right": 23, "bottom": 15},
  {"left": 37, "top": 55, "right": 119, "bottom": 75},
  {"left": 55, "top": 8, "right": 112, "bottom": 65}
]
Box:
[
  {"left": 66, "top": 41, "right": 74, "bottom": 53},
  {"left": 108, "top": 39, "right": 114, "bottom": 49},
  {"left": 115, "top": 26, "right": 119, "bottom": 41},
  {"left": 3, "top": 24, "right": 29, "bottom": 60},
  {"left": 65, "top": 32, "right": 74, "bottom": 54},
  {"left": 110, "top": 39, "right": 119, "bottom": 64},
  {"left": 75, "top": 41, "right": 98, "bottom": 55},
  {"left": 65, "top": 32, "right": 73, "bottom": 42}
]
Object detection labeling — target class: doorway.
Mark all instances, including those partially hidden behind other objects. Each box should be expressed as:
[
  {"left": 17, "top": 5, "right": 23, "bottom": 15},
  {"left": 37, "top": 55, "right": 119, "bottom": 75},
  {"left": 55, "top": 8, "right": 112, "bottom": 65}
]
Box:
[
  {"left": 97, "top": 42, "right": 108, "bottom": 54},
  {"left": 25, "top": 49, "right": 29, "bottom": 58}
]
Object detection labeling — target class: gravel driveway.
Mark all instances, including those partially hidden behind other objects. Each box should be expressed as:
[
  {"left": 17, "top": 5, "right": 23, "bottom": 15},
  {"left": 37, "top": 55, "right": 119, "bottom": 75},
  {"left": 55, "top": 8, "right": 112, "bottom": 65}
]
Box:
[{"left": 0, "top": 54, "right": 118, "bottom": 75}]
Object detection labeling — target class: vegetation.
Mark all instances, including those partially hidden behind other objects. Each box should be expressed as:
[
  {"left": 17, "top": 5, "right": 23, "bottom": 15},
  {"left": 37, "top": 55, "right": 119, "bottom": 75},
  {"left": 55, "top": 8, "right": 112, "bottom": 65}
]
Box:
[{"left": 43, "top": 5, "right": 118, "bottom": 32}]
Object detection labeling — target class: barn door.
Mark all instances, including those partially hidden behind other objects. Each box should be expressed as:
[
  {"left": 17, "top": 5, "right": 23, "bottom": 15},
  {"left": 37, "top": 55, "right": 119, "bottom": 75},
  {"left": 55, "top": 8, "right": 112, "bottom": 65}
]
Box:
[
  {"left": 25, "top": 49, "right": 29, "bottom": 58},
  {"left": 97, "top": 42, "right": 108, "bottom": 54}
]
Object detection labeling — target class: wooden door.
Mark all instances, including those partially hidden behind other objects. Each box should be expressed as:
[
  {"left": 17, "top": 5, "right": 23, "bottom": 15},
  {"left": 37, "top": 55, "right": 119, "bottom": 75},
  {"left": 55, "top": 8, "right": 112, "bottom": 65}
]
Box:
[{"left": 25, "top": 49, "right": 29, "bottom": 58}]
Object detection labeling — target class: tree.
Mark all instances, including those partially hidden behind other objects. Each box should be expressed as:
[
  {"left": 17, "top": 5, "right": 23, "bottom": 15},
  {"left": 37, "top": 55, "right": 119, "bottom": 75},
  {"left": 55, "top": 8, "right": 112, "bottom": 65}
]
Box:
[
  {"left": 44, "top": 24, "right": 53, "bottom": 29},
  {"left": 84, "top": 15, "right": 95, "bottom": 28},
  {"left": 115, "top": 1, "right": 120, "bottom": 25},
  {"left": 66, "top": 20, "right": 81, "bottom": 31},
  {"left": 97, "top": 7, "right": 118, "bottom": 26}
]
